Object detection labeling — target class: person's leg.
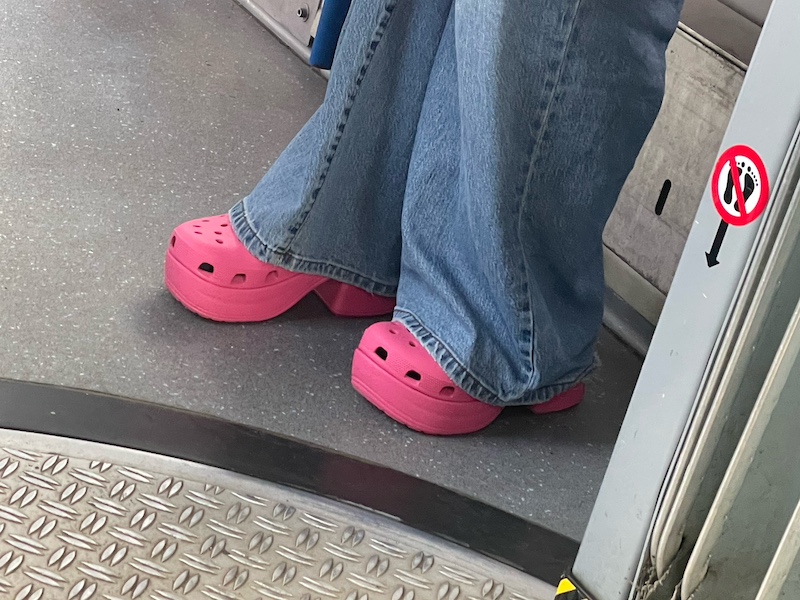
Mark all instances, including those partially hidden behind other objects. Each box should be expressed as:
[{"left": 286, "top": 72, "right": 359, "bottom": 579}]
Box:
[
  {"left": 229, "top": 0, "right": 453, "bottom": 296},
  {"left": 389, "top": 0, "right": 683, "bottom": 407}
]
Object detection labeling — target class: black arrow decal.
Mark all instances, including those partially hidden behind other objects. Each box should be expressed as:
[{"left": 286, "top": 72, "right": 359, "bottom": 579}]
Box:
[{"left": 706, "top": 219, "right": 729, "bottom": 268}]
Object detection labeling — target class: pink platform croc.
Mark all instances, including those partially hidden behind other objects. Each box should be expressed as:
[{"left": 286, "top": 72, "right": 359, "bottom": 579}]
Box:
[
  {"left": 351, "top": 322, "right": 585, "bottom": 435},
  {"left": 165, "top": 215, "right": 395, "bottom": 322}
]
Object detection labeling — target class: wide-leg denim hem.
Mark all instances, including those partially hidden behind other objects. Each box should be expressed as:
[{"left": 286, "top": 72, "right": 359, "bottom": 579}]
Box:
[
  {"left": 230, "top": 200, "right": 398, "bottom": 297},
  {"left": 394, "top": 308, "right": 596, "bottom": 407}
]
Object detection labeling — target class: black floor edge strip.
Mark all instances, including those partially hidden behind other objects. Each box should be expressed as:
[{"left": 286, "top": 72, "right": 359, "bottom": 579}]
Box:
[{"left": 0, "top": 378, "right": 578, "bottom": 584}]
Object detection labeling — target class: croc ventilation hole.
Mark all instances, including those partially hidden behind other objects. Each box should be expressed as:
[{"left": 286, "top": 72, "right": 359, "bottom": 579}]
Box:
[
  {"left": 375, "top": 347, "right": 388, "bottom": 360},
  {"left": 198, "top": 263, "right": 214, "bottom": 273},
  {"left": 231, "top": 274, "right": 246, "bottom": 284},
  {"left": 170, "top": 236, "right": 176, "bottom": 247},
  {"left": 265, "top": 270, "right": 279, "bottom": 283},
  {"left": 408, "top": 341, "right": 416, "bottom": 347},
  {"left": 405, "top": 370, "right": 421, "bottom": 381},
  {"left": 439, "top": 386, "right": 455, "bottom": 397},
  {"left": 220, "top": 223, "right": 228, "bottom": 227}
]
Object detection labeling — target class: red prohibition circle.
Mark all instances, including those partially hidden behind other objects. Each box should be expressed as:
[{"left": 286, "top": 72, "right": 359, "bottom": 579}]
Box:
[{"left": 710, "top": 144, "right": 770, "bottom": 227}]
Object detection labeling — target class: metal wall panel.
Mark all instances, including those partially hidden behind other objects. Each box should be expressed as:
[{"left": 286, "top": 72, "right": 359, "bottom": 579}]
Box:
[
  {"left": 723, "top": 0, "right": 772, "bottom": 24},
  {"left": 604, "top": 31, "right": 743, "bottom": 296},
  {"left": 681, "top": 0, "right": 771, "bottom": 64},
  {"left": 236, "top": 0, "right": 320, "bottom": 60}
]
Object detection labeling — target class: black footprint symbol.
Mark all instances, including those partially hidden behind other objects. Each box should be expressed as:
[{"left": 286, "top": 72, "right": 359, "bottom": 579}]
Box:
[{"left": 723, "top": 162, "right": 756, "bottom": 213}]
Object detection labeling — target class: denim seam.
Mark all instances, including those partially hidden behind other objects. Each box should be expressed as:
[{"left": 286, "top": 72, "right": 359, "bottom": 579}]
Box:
[
  {"left": 394, "top": 308, "right": 594, "bottom": 406},
  {"left": 279, "top": 0, "right": 399, "bottom": 251},
  {"left": 516, "top": 0, "right": 585, "bottom": 389},
  {"left": 230, "top": 201, "right": 398, "bottom": 296}
]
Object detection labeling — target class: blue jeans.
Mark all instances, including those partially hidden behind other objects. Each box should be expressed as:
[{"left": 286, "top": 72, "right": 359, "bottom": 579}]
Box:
[{"left": 230, "top": 0, "right": 682, "bottom": 406}]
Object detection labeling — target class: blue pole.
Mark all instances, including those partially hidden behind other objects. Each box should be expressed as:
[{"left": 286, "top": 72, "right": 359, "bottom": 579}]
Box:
[{"left": 309, "top": 0, "right": 353, "bottom": 69}]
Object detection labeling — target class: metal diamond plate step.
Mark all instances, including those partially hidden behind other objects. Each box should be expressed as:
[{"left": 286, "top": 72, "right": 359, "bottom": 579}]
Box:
[{"left": 0, "top": 429, "right": 554, "bottom": 600}]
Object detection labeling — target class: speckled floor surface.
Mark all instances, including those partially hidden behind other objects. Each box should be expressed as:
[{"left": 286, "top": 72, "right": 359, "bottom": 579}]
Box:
[{"left": 0, "top": 0, "right": 643, "bottom": 540}]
